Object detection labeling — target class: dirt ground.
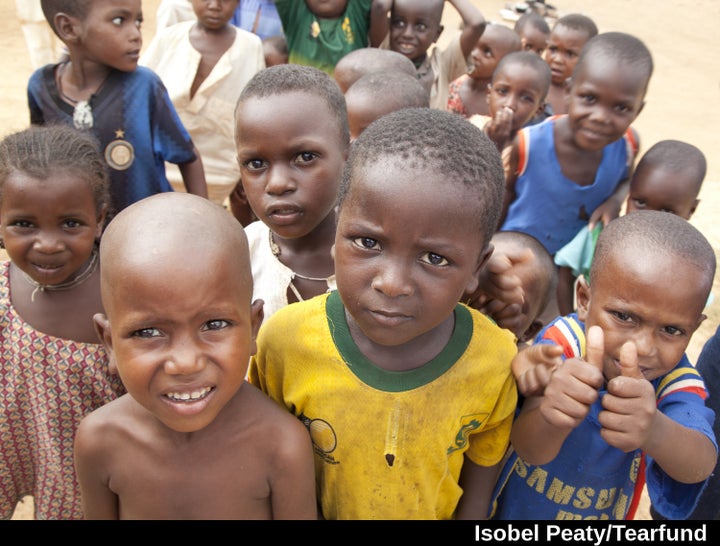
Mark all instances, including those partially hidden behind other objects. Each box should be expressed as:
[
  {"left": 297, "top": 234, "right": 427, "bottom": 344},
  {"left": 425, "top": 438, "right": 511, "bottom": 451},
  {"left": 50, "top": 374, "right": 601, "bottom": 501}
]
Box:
[{"left": 3, "top": 0, "right": 720, "bottom": 521}]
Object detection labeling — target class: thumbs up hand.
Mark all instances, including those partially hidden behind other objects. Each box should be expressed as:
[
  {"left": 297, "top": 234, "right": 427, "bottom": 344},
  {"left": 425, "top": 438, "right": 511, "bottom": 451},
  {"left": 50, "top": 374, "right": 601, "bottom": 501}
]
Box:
[
  {"left": 599, "top": 340, "right": 657, "bottom": 452},
  {"left": 536, "top": 326, "right": 605, "bottom": 431}
]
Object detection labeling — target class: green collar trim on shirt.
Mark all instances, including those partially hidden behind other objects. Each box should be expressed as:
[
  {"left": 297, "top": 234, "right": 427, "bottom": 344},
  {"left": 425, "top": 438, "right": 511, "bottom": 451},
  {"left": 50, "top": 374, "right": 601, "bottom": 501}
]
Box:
[{"left": 325, "top": 290, "right": 473, "bottom": 392}]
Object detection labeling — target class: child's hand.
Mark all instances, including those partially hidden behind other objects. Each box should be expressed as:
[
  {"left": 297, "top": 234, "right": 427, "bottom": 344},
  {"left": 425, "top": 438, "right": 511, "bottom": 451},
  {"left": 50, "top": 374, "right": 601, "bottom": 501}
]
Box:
[
  {"left": 538, "top": 326, "right": 605, "bottom": 430},
  {"left": 599, "top": 340, "right": 657, "bottom": 452},
  {"left": 465, "top": 247, "right": 527, "bottom": 335},
  {"left": 485, "top": 106, "right": 514, "bottom": 152},
  {"left": 512, "top": 343, "right": 563, "bottom": 397}
]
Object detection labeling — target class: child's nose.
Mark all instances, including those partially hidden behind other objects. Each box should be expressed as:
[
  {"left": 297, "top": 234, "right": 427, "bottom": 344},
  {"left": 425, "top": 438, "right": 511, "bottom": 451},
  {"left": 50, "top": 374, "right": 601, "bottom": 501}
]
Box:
[
  {"left": 371, "top": 258, "right": 414, "bottom": 298},
  {"left": 164, "top": 337, "right": 205, "bottom": 376},
  {"left": 33, "top": 232, "right": 64, "bottom": 253},
  {"left": 265, "top": 165, "right": 296, "bottom": 195}
]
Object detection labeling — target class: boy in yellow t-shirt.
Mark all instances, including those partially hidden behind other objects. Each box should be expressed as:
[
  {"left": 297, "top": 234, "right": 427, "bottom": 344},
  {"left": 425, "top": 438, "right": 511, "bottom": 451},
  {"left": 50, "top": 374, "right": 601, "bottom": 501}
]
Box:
[{"left": 250, "top": 108, "right": 518, "bottom": 520}]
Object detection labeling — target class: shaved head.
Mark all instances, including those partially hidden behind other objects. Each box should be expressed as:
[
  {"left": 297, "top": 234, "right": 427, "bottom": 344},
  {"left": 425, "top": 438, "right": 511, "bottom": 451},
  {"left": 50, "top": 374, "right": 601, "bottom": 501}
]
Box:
[{"left": 100, "top": 193, "right": 253, "bottom": 312}]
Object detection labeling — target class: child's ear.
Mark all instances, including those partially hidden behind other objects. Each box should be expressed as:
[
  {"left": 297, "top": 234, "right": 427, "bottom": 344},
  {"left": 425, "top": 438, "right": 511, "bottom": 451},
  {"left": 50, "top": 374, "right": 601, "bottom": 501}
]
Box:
[
  {"left": 687, "top": 198, "right": 700, "bottom": 219},
  {"left": 465, "top": 243, "right": 494, "bottom": 296},
  {"left": 575, "top": 274, "right": 591, "bottom": 321},
  {"left": 635, "top": 100, "right": 645, "bottom": 117},
  {"left": 249, "top": 299, "right": 265, "bottom": 356},
  {"left": 94, "top": 313, "right": 119, "bottom": 375},
  {"left": 54, "top": 13, "right": 82, "bottom": 43},
  {"left": 95, "top": 205, "right": 108, "bottom": 240},
  {"left": 434, "top": 24, "right": 444, "bottom": 43}
]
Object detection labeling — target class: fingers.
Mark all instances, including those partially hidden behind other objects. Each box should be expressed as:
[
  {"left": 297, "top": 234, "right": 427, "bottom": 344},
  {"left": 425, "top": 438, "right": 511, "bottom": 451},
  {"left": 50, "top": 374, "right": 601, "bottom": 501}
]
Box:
[
  {"left": 619, "top": 340, "right": 643, "bottom": 379},
  {"left": 585, "top": 325, "right": 605, "bottom": 374}
]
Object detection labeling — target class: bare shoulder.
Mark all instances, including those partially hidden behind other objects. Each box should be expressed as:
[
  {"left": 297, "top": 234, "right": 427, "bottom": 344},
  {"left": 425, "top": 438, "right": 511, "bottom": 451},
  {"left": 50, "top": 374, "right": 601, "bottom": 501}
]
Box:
[
  {"left": 75, "top": 394, "right": 149, "bottom": 452},
  {"left": 233, "top": 382, "right": 313, "bottom": 452},
  {"left": 238, "top": 382, "right": 306, "bottom": 429}
]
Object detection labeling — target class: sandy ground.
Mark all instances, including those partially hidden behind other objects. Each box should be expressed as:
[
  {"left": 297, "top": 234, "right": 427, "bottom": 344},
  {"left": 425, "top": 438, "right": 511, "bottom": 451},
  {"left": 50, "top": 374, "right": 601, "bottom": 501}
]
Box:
[{"left": 3, "top": 0, "right": 719, "bottom": 521}]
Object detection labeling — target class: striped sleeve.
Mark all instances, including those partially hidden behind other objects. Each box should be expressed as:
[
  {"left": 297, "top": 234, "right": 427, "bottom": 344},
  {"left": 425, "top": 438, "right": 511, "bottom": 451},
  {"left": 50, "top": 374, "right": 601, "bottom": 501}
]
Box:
[
  {"left": 656, "top": 363, "right": 708, "bottom": 403},
  {"left": 537, "top": 315, "right": 586, "bottom": 360}
]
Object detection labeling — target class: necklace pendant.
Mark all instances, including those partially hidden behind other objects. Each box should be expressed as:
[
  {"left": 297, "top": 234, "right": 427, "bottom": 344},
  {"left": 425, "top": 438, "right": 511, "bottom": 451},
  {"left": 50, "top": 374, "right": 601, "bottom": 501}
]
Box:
[{"left": 73, "top": 100, "right": 94, "bottom": 130}]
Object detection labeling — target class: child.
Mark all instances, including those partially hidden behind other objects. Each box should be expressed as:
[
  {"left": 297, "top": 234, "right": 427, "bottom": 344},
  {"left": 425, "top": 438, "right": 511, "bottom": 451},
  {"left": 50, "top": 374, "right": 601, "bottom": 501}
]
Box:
[
  {"left": 155, "top": 0, "right": 284, "bottom": 40},
  {"left": 467, "top": 50, "right": 551, "bottom": 155},
  {"left": 385, "top": 0, "right": 486, "bottom": 109},
  {"left": 499, "top": 31, "right": 652, "bottom": 256},
  {"left": 514, "top": 10, "right": 550, "bottom": 56},
  {"left": 74, "top": 192, "right": 318, "bottom": 520},
  {"left": 543, "top": 13, "right": 598, "bottom": 116},
  {"left": 234, "top": 64, "right": 348, "bottom": 320},
  {"left": 29, "top": 0, "right": 208, "bottom": 215},
  {"left": 345, "top": 70, "right": 429, "bottom": 142},
  {"left": 447, "top": 23, "right": 521, "bottom": 118},
  {"left": 333, "top": 46, "right": 416, "bottom": 93},
  {"left": 262, "top": 34, "right": 288, "bottom": 67},
  {"left": 555, "top": 139, "right": 707, "bottom": 316},
  {"left": 140, "top": 0, "right": 266, "bottom": 207},
  {"left": 274, "top": 0, "right": 391, "bottom": 76},
  {"left": 0, "top": 125, "right": 125, "bottom": 520},
  {"left": 249, "top": 107, "right": 518, "bottom": 520},
  {"left": 466, "top": 230, "right": 556, "bottom": 346},
  {"left": 492, "top": 210, "right": 717, "bottom": 520}
]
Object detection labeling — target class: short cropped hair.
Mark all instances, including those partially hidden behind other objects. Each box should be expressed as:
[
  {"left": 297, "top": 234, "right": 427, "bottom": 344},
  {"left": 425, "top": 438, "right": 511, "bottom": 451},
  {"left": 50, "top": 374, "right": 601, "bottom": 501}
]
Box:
[
  {"left": 334, "top": 47, "right": 416, "bottom": 93},
  {"left": 493, "top": 51, "right": 552, "bottom": 98},
  {"left": 553, "top": 13, "right": 598, "bottom": 39},
  {"left": 635, "top": 140, "right": 706, "bottom": 194},
  {"left": 0, "top": 124, "right": 111, "bottom": 218},
  {"left": 346, "top": 71, "right": 429, "bottom": 110},
  {"left": 41, "top": 0, "right": 91, "bottom": 35},
  {"left": 591, "top": 210, "right": 716, "bottom": 288},
  {"left": 514, "top": 12, "right": 550, "bottom": 36},
  {"left": 235, "top": 64, "right": 349, "bottom": 150},
  {"left": 573, "top": 31, "right": 654, "bottom": 91},
  {"left": 484, "top": 23, "right": 522, "bottom": 53},
  {"left": 340, "top": 108, "right": 504, "bottom": 242}
]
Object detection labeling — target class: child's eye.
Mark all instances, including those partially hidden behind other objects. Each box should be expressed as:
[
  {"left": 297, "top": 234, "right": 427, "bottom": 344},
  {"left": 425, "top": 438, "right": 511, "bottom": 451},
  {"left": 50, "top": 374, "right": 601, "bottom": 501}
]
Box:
[
  {"left": 415, "top": 23, "right": 428, "bottom": 33},
  {"left": 420, "top": 252, "right": 449, "bottom": 267},
  {"left": 243, "top": 159, "right": 266, "bottom": 171},
  {"left": 10, "top": 220, "right": 33, "bottom": 228},
  {"left": 352, "top": 236, "right": 380, "bottom": 250},
  {"left": 521, "top": 93, "right": 536, "bottom": 103},
  {"left": 631, "top": 198, "right": 646, "bottom": 208},
  {"left": 132, "top": 327, "right": 161, "bottom": 338},
  {"left": 615, "top": 104, "right": 632, "bottom": 114},
  {"left": 611, "top": 310, "right": 633, "bottom": 323},
  {"left": 483, "top": 47, "right": 493, "bottom": 58},
  {"left": 135, "top": 17, "right": 143, "bottom": 29},
  {"left": 63, "top": 219, "right": 82, "bottom": 228},
  {"left": 390, "top": 18, "right": 406, "bottom": 30},
  {"left": 203, "top": 319, "right": 230, "bottom": 331},
  {"left": 296, "top": 152, "right": 318, "bottom": 165},
  {"left": 662, "top": 325, "right": 685, "bottom": 337},
  {"left": 111, "top": 16, "right": 123, "bottom": 26},
  {"left": 580, "top": 93, "right": 596, "bottom": 104}
]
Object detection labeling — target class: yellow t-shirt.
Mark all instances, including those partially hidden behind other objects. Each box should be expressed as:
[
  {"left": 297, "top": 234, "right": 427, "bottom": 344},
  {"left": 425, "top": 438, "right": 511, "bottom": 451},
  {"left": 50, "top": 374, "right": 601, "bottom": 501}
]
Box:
[{"left": 249, "top": 291, "right": 517, "bottom": 520}]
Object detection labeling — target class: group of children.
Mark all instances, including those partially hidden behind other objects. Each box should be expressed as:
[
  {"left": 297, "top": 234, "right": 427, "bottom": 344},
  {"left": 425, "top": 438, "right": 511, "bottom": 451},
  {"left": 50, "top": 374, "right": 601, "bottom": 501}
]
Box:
[{"left": 1, "top": 0, "right": 716, "bottom": 522}]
